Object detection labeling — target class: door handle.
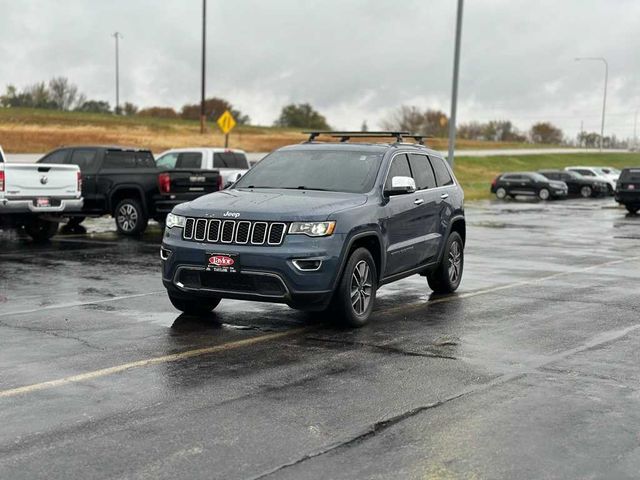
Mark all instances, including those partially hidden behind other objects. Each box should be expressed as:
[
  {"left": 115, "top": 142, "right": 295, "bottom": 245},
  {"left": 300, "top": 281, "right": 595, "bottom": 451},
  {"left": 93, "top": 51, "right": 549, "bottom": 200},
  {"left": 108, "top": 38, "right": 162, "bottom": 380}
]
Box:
[
  {"left": 440, "top": 193, "right": 449, "bottom": 199},
  {"left": 414, "top": 198, "right": 424, "bottom": 205}
]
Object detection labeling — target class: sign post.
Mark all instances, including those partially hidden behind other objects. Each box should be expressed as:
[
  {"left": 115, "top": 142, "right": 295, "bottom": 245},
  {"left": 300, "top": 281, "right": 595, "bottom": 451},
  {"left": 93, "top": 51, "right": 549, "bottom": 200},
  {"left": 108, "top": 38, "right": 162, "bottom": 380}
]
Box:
[{"left": 216, "top": 110, "right": 237, "bottom": 148}]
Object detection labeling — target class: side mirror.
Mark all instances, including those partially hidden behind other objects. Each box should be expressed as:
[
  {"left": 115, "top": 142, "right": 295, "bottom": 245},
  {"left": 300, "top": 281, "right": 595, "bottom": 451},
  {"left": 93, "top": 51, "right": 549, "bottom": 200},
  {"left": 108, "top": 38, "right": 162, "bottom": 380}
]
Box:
[{"left": 385, "top": 176, "right": 416, "bottom": 196}]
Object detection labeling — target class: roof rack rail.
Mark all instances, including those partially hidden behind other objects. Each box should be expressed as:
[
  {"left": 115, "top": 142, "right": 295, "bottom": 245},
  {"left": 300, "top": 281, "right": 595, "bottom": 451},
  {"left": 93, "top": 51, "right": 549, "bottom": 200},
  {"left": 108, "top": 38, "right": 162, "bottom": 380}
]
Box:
[{"left": 303, "top": 131, "right": 427, "bottom": 145}]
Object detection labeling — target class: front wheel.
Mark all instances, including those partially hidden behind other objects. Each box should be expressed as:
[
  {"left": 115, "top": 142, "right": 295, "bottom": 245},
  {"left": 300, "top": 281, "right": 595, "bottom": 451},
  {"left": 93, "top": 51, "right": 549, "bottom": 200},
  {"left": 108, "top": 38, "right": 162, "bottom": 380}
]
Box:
[
  {"left": 538, "top": 188, "right": 550, "bottom": 200},
  {"left": 331, "top": 247, "right": 377, "bottom": 328},
  {"left": 580, "top": 186, "right": 593, "bottom": 198},
  {"left": 24, "top": 219, "right": 59, "bottom": 243},
  {"left": 168, "top": 294, "right": 221, "bottom": 315},
  {"left": 427, "top": 232, "right": 464, "bottom": 294},
  {"left": 114, "top": 198, "right": 148, "bottom": 236}
]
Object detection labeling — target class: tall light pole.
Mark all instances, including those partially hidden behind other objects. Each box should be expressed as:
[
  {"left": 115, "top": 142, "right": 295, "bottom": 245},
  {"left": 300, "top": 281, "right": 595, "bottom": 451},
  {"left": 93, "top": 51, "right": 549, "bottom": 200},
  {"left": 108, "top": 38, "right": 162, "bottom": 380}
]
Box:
[
  {"left": 112, "top": 32, "right": 122, "bottom": 114},
  {"left": 200, "top": 0, "right": 207, "bottom": 134},
  {"left": 447, "top": 0, "right": 464, "bottom": 167},
  {"left": 575, "top": 57, "right": 608, "bottom": 151},
  {"left": 634, "top": 109, "right": 638, "bottom": 150}
]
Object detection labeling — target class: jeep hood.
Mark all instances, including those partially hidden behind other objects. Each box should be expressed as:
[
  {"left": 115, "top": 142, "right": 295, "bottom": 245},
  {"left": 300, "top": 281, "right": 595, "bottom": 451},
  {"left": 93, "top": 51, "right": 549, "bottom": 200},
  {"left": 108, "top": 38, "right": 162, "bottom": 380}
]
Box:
[{"left": 173, "top": 188, "right": 368, "bottom": 221}]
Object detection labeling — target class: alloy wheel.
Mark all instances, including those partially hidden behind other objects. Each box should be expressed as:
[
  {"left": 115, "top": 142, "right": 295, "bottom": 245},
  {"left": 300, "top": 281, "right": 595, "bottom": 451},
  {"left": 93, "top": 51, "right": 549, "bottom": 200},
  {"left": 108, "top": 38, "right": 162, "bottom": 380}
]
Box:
[
  {"left": 448, "top": 239, "right": 462, "bottom": 284},
  {"left": 117, "top": 204, "right": 138, "bottom": 232},
  {"left": 350, "top": 260, "right": 373, "bottom": 315}
]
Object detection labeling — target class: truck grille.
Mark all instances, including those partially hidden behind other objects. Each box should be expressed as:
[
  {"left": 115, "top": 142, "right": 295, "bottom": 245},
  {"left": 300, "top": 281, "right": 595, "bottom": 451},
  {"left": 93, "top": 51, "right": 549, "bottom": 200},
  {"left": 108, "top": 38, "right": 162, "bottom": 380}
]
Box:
[{"left": 183, "top": 218, "right": 287, "bottom": 246}]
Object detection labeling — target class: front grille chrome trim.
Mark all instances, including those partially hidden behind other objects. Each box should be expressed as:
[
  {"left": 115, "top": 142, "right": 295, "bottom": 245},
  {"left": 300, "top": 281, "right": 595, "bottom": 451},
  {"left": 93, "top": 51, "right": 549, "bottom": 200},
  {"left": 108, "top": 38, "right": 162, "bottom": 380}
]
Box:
[
  {"left": 181, "top": 218, "right": 287, "bottom": 246},
  {"left": 268, "top": 223, "right": 287, "bottom": 245},
  {"left": 194, "top": 219, "right": 207, "bottom": 241},
  {"left": 235, "top": 221, "right": 251, "bottom": 244},
  {"left": 221, "top": 220, "right": 235, "bottom": 243},
  {"left": 251, "top": 222, "right": 268, "bottom": 245}
]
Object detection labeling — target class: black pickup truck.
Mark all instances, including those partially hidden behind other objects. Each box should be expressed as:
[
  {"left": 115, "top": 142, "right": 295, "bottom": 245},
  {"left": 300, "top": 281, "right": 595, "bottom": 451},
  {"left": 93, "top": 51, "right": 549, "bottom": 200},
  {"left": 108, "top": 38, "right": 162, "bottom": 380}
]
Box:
[{"left": 37, "top": 146, "right": 222, "bottom": 235}]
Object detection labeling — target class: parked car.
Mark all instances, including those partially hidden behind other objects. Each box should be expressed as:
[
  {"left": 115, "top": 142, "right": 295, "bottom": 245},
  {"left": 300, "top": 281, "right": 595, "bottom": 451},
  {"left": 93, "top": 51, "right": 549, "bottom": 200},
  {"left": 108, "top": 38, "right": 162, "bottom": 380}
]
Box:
[
  {"left": 155, "top": 148, "right": 250, "bottom": 187},
  {"left": 37, "top": 146, "right": 222, "bottom": 235},
  {"left": 160, "top": 131, "right": 466, "bottom": 327},
  {"left": 565, "top": 166, "right": 617, "bottom": 194},
  {"left": 491, "top": 172, "right": 568, "bottom": 200},
  {"left": 538, "top": 169, "right": 608, "bottom": 198},
  {"left": 615, "top": 167, "right": 640, "bottom": 214},
  {"left": 0, "top": 145, "right": 83, "bottom": 241}
]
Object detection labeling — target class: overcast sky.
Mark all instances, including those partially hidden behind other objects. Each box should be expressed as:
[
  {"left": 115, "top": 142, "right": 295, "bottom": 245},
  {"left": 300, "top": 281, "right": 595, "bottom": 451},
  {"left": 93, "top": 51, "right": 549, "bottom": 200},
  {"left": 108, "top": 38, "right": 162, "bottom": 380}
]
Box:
[{"left": 1, "top": 0, "right": 639, "bottom": 139}]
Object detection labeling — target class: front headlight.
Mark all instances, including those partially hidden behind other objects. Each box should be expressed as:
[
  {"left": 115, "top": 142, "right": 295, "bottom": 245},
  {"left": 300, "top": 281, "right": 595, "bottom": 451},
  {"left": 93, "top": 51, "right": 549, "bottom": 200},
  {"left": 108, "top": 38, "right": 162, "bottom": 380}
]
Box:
[
  {"left": 166, "top": 213, "right": 186, "bottom": 229},
  {"left": 288, "top": 221, "right": 336, "bottom": 237}
]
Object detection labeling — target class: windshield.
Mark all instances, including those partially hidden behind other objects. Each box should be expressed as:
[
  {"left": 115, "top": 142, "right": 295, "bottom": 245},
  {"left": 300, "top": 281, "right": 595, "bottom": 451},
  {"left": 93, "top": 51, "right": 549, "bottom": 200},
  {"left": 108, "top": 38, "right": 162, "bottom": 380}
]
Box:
[{"left": 234, "top": 149, "right": 384, "bottom": 194}]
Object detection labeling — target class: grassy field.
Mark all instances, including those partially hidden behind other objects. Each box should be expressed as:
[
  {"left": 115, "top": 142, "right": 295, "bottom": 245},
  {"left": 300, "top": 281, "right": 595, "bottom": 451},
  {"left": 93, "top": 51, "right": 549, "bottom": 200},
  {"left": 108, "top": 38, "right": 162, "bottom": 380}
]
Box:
[
  {"left": 456, "top": 152, "right": 640, "bottom": 200},
  {"left": 1, "top": 107, "right": 547, "bottom": 153}
]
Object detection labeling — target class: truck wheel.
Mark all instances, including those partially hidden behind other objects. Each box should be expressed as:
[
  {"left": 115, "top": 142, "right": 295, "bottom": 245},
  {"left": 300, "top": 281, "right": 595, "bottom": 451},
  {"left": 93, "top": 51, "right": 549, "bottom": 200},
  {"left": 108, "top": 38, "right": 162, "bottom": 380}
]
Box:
[
  {"left": 331, "top": 247, "right": 377, "bottom": 328},
  {"left": 538, "top": 188, "right": 550, "bottom": 200},
  {"left": 114, "top": 198, "right": 148, "bottom": 235},
  {"left": 495, "top": 187, "right": 507, "bottom": 199},
  {"left": 580, "top": 186, "right": 593, "bottom": 198},
  {"left": 626, "top": 205, "right": 639, "bottom": 215},
  {"left": 25, "top": 219, "right": 59, "bottom": 243},
  {"left": 168, "top": 294, "right": 221, "bottom": 315},
  {"left": 427, "top": 232, "right": 464, "bottom": 294}
]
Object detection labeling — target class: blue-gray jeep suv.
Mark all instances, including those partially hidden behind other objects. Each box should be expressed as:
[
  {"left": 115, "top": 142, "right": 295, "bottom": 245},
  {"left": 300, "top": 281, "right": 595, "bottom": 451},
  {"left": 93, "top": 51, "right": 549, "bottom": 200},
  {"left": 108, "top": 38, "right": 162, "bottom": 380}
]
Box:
[{"left": 160, "top": 131, "right": 465, "bottom": 327}]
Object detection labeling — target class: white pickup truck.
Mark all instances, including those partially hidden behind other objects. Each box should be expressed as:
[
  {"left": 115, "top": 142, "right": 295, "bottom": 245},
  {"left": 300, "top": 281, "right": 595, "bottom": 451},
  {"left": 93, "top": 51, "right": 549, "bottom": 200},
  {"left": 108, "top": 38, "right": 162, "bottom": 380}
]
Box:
[
  {"left": 0, "top": 145, "right": 83, "bottom": 241},
  {"left": 155, "top": 148, "right": 250, "bottom": 187}
]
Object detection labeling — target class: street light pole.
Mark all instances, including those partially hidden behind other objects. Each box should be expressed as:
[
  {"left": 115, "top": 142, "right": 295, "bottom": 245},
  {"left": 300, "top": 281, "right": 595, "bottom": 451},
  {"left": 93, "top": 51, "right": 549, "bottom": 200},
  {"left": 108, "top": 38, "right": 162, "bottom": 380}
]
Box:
[
  {"left": 200, "top": 0, "right": 207, "bottom": 134},
  {"left": 447, "top": 0, "right": 464, "bottom": 168},
  {"left": 575, "top": 57, "right": 608, "bottom": 151},
  {"left": 112, "top": 32, "right": 122, "bottom": 114},
  {"left": 634, "top": 109, "right": 638, "bottom": 150}
]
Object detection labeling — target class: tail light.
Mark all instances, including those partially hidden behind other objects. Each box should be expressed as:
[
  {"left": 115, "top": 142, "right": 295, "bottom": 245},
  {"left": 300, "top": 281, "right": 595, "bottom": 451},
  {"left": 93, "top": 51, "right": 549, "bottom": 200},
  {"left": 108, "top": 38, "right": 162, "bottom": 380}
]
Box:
[
  {"left": 491, "top": 176, "right": 498, "bottom": 188},
  {"left": 217, "top": 175, "right": 224, "bottom": 191},
  {"left": 158, "top": 172, "right": 171, "bottom": 194},
  {"left": 77, "top": 171, "right": 82, "bottom": 192},
  {"left": 0, "top": 170, "right": 4, "bottom": 191}
]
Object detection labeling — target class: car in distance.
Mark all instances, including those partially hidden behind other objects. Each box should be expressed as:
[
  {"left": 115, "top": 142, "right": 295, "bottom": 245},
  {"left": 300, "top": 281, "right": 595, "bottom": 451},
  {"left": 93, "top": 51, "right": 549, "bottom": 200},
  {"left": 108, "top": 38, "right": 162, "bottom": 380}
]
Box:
[
  {"left": 615, "top": 167, "right": 640, "bottom": 214},
  {"left": 565, "top": 166, "right": 617, "bottom": 194},
  {"left": 491, "top": 172, "right": 568, "bottom": 200},
  {"left": 155, "top": 148, "right": 250, "bottom": 188},
  {"left": 160, "top": 131, "right": 466, "bottom": 327},
  {"left": 538, "top": 169, "right": 608, "bottom": 198},
  {"left": 38, "top": 146, "right": 222, "bottom": 235},
  {"left": 0, "top": 144, "right": 83, "bottom": 241}
]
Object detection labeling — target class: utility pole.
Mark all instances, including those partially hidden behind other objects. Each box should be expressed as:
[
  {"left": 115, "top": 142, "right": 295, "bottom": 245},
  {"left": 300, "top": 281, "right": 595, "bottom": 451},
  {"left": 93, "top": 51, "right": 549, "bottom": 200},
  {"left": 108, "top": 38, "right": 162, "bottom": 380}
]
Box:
[
  {"left": 575, "top": 57, "right": 608, "bottom": 151},
  {"left": 447, "top": 0, "right": 464, "bottom": 167},
  {"left": 200, "top": 0, "right": 207, "bottom": 134},
  {"left": 112, "top": 32, "right": 122, "bottom": 114},
  {"left": 580, "top": 120, "right": 584, "bottom": 148},
  {"left": 634, "top": 109, "right": 638, "bottom": 150}
]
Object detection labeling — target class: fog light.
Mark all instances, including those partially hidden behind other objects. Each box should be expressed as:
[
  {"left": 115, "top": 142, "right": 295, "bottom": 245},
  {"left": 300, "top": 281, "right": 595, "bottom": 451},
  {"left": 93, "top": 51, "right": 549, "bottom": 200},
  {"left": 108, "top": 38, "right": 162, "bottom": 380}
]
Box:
[
  {"left": 292, "top": 259, "right": 322, "bottom": 271},
  {"left": 160, "top": 246, "right": 172, "bottom": 261}
]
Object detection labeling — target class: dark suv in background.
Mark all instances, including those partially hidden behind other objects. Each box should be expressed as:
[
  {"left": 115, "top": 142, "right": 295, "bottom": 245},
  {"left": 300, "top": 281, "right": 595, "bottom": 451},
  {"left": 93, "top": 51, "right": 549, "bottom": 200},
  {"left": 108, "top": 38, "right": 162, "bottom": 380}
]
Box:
[
  {"left": 615, "top": 168, "right": 640, "bottom": 214},
  {"left": 160, "top": 132, "right": 466, "bottom": 327},
  {"left": 538, "top": 169, "right": 608, "bottom": 198},
  {"left": 491, "top": 172, "right": 568, "bottom": 200}
]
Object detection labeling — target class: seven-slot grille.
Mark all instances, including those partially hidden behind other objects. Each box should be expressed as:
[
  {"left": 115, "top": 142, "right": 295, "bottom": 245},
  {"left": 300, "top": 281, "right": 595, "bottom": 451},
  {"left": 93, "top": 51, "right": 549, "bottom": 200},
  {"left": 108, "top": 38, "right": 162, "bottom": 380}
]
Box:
[{"left": 183, "top": 218, "right": 287, "bottom": 246}]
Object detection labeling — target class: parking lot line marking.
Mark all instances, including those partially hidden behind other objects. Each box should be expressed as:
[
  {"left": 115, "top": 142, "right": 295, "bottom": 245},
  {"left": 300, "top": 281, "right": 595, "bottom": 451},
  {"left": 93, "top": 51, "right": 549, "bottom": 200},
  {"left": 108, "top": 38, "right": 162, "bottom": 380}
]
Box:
[
  {"left": 0, "top": 291, "right": 165, "bottom": 318},
  {"left": 1, "top": 254, "right": 638, "bottom": 399},
  {"left": 0, "top": 328, "right": 307, "bottom": 399}
]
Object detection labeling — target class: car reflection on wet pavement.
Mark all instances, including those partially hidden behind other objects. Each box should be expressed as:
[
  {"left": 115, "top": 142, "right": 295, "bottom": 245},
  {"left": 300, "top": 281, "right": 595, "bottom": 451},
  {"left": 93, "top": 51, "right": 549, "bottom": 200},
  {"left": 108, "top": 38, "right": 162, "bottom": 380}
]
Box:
[{"left": 1, "top": 198, "right": 639, "bottom": 479}]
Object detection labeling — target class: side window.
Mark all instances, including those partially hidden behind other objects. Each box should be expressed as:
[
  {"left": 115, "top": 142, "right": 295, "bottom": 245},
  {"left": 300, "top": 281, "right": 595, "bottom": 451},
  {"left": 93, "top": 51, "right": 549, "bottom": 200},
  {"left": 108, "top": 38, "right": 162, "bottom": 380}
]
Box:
[
  {"left": 575, "top": 169, "right": 594, "bottom": 177},
  {"left": 429, "top": 156, "right": 454, "bottom": 187},
  {"left": 176, "top": 152, "right": 203, "bottom": 169},
  {"left": 103, "top": 151, "right": 136, "bottom": 169},
  {"left": 385, "top": 154, "right": 412, "bottom": 190},
  {"left": 69, "top": 149, "right": 98, "bottom": 173},
  {"left": 136, "top": 152, "right": 156, "bottom": 168},
  {"left": 408, "top": 154, "right": 436, "bottom": 190},
  {"left": 40, "top": 149, "right": 70, "bottom": 164},
  {"left": 156, "top": 153, "right": 178, "bottom": 169}
]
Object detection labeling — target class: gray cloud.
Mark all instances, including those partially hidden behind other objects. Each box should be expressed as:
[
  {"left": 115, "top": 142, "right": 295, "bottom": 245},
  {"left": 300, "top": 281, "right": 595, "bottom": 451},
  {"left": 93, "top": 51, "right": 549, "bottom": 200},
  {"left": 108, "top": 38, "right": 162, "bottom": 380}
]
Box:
[{"left": 0, "top": 0, "right": 638, "bottom": 139}]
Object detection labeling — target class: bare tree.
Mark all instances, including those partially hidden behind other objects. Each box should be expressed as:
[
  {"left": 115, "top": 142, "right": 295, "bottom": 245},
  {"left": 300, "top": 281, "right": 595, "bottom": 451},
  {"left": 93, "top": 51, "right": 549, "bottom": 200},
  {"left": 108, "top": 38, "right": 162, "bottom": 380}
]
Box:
[
  {"left": 382, "top": 106, "right": 425, "bottom": 133},
  {"left": 48, "top": 77, "right": 79, "bottom": 110}
]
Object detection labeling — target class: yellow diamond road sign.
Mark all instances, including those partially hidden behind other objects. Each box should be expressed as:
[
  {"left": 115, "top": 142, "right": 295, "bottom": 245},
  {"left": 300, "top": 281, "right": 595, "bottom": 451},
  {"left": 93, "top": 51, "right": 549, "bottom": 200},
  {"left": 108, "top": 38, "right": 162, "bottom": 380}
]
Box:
[{"left": 217, "top": 110, "right": 236, "bottom": 135}]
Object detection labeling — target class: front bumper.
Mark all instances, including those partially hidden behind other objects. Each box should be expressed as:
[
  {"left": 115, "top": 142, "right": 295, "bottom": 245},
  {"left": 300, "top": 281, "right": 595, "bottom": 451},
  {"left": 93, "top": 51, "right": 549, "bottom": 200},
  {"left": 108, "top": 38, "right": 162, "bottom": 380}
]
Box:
[
  {"left": 0, "top": 197, "right": 83, "bottom": 214},
  {"left": 160, "top": 226, "right": 346, "bottom": 310},
  {"left": 551, "top": 188, "right": 568, "bottom": 198}
]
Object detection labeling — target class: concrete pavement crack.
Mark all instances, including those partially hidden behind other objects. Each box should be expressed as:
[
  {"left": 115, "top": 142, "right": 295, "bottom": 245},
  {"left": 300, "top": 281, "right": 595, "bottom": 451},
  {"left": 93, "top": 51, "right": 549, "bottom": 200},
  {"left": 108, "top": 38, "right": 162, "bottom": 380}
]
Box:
[{"left": 0, "top": 319, "right": 104, "bottom": 351}]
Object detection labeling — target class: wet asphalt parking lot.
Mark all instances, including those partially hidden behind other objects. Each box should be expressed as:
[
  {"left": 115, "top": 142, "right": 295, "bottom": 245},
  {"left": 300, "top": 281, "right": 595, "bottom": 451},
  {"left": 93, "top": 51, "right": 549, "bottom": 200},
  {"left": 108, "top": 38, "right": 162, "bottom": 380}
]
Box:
[{"left": 1, "top": 198, "right": 639, "bottom": 479}]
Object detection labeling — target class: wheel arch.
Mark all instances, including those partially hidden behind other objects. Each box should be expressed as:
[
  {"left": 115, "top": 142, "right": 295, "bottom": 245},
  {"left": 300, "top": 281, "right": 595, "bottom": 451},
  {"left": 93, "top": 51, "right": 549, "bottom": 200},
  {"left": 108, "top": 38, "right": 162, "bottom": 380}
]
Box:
[{"left": 109, "top": 185, "right": 147, "bottom": 215}]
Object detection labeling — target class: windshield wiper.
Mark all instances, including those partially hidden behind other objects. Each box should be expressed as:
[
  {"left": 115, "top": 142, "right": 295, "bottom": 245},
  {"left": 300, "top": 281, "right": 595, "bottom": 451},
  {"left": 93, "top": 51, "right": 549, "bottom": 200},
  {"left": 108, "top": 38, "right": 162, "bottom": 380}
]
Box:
[{"left": 286, "top": 186, "right": 332, "bottom": 191}]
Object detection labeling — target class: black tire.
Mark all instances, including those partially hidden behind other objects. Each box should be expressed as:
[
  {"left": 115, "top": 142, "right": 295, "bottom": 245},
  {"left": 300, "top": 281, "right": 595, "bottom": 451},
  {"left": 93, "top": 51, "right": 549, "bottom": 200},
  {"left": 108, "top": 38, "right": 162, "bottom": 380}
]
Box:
[
  {"left": 580, "top": 186, "right": 592, "bottom": 198},
  {"left": 495, "top": 187, "right": 507, "bottom": 200},
  {"left": 168, "top": 293, "right": 221, "bottom": 315},
  {"left": 626, "top": 205, "right": 639, "bottom": 215},
  {"left": 24, "top": 219, "right": 59, "bottom": 243},
  {"left": 330, "top": 247, "right": 377, "bottom": 328},
  {"left": 114, "top": 198, "right": 148, "bottom": 236},
  {"left": 427, "top": 231, "right": 464, "bottom": 294},
  {"left": 66, "top": 216, "right": 86, "bottom": 227},
  {"left": 538, "top": 188, "right": 550, "bottom": 200}
]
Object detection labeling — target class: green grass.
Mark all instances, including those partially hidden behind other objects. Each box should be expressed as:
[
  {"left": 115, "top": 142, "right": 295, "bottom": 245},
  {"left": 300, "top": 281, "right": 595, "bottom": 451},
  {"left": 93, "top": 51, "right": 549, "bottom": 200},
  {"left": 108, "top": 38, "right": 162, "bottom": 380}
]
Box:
[{"left": 455, "top": 152, "right": 640, "bottom": 200}]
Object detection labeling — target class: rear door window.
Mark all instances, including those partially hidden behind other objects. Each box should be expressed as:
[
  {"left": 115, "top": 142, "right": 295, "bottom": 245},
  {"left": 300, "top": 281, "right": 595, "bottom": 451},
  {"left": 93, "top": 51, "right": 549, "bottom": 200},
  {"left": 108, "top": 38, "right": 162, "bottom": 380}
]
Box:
[
  {"left": 213, "top": 152, "right": 248, "bottom": 168},
  {"left": 156, "top": 153, "right": 178, "bottom": 169},
  {"left": 69, "top": 149, "right": 99, "bottom": 173},
  {"left": 176, "top": 152, "right": 203, "bottom": 169},
  {"left": 429, "top": 156, "right": 454, "bottom": 186},
  {"left": 408, "top": 153, "right": 436, "bottom": 190},
  {"left": 103, "top": 150, "right": 155, "bottom": 169},
  {"left": 385, "top": 154, "right": 412, "bottom": 190}
]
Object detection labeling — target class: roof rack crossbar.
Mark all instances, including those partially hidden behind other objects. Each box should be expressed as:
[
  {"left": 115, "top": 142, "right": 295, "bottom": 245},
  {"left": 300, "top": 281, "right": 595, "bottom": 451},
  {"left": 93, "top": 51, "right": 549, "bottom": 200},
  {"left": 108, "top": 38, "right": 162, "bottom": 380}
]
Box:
[{"left": 303, "top": 131, "right": 414, "bottom": 143}]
